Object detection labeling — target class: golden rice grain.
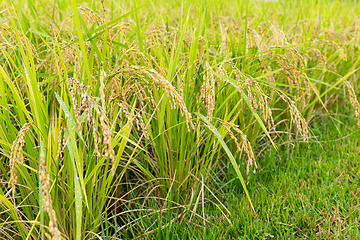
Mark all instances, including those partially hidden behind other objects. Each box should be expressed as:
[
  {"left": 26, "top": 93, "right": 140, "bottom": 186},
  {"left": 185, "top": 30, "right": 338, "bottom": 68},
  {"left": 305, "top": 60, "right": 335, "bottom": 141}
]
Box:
[
  {"left": 270, "top": 22, "right": 289, "bottom": 46},
  {"left": 234, "top": 68, "right": 274, "bottom": 131},
  {"left": 93, "top": 71, "right": 115, "bottom": 173},
  {"left": 219, "top": 27, "right": 229, "bottom": 55},
  {"left": 78, "top": 7, "right": 102, "bottom": 24},
  {"left": 126, "top": 66, "right": 194, "bottom": 130},
  {"left": 8, "top": 122, "right": 32, "bottom": 192},
  {"left": 280, "top": 94, "right": 309, "bottom": 142},
  {"left": 68, "top": 78, "right": 82, "bottom": 133},
  {"left": 223, "top": 122, "right": 257, "bottom": 175},
  {"left": 39, "top": 150, "right": 61, "bottom": 240},
  {"left": 204, "top": 62, "right": 216, "bottom": 123},
  {"left": 345, "top": 81, "right": 360, "bottom": 127}
]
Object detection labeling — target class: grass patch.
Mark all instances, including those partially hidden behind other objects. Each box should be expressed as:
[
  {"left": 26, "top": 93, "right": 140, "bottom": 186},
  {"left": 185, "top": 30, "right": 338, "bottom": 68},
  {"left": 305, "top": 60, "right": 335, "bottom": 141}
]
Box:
[
  {"left": 130, "top": 113, "right": 360, "bottom": 239},
  {"left": 223, "top": 114, "right": 360, "bottom": 239}
]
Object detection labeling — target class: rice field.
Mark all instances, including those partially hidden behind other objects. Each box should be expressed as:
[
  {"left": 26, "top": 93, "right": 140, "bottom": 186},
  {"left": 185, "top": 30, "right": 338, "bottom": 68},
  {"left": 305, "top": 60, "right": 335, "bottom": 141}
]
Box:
[{"left": 0, "top": 0, "right": 359, "bottom": 239}]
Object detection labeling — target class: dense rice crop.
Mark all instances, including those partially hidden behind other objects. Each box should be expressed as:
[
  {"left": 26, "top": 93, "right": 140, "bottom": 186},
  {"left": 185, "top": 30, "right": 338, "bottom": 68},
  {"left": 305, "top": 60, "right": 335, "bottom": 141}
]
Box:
[{"left": 0, "top": 0, "right": 359, "bottom": 239}]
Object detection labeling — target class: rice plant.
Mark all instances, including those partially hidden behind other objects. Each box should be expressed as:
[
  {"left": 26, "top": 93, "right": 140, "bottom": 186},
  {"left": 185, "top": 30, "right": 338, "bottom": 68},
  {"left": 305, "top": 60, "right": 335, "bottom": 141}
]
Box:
[{"left": 0, "top": 0, "right": 359, "bottom": 239}]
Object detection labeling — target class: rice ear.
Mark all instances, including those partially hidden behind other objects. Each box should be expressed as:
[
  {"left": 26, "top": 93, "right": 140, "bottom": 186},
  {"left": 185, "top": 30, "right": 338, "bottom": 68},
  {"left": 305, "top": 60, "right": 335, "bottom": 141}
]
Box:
[
  {"left": 223, "top": 121, "right": 257, "bottom": 175},
  {"left": 39, "top": 149, "right": 62, "bottom": 240},
  {"left": 345, "top": 81, "right": 360, "bottom": 127},
  {"left": 280, "top": 94, "right": 309, "bottom": 142},
  {"left": 8, "top": 123, "right": 32, "bottom": 193}
]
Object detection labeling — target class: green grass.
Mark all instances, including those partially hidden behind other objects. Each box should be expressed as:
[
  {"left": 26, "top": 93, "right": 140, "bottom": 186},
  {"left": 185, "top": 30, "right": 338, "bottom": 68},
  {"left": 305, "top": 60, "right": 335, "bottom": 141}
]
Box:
[
  {"left": 224, "top": 114, "right": 360, "bottom": 239},
  {"left": 127, "top": 113, "right": 360, "bottom": 239}
]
